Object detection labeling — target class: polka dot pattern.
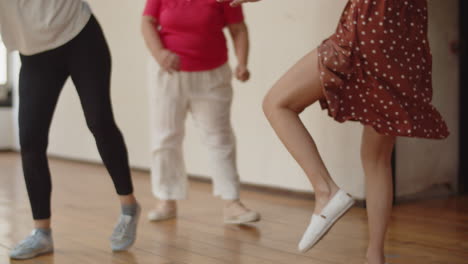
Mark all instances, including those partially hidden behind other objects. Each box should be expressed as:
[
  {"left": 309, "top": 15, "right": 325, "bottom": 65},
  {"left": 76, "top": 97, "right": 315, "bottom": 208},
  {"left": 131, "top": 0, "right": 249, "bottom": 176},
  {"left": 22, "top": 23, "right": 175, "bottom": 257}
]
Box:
[{"left": 317, "top": 0, "right": 449, "bottom": 139}]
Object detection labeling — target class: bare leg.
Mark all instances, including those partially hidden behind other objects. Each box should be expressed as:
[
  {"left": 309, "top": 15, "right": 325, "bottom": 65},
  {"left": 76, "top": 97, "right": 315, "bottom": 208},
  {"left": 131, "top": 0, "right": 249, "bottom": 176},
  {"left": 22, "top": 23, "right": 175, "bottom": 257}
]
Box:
[
  {"left": 34, "top": 219, "right": 51, "bottom": 229},
  {"left": 262, "top": 49, "right": 339, "bottom": 214},
  {"left": 119, "top": 194, "right": 137, "bottom": 205},
  {"left": 361, "top": 126, "right": 395, "bottom": 264}
]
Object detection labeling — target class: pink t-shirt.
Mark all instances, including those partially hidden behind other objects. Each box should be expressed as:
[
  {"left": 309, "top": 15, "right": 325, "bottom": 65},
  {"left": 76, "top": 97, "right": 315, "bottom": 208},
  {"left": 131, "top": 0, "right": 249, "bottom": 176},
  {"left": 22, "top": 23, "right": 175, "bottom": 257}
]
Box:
[{"left": 143, "top": 0, "right": 244, "bottom": 72}]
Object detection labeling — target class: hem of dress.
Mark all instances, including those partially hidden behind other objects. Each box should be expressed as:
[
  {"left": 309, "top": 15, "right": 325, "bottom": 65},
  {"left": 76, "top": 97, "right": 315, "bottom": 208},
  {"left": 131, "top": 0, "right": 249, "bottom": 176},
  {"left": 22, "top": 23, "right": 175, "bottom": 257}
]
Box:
[{"left": 317, "top": 52, "right": 449, "bottom": 140}]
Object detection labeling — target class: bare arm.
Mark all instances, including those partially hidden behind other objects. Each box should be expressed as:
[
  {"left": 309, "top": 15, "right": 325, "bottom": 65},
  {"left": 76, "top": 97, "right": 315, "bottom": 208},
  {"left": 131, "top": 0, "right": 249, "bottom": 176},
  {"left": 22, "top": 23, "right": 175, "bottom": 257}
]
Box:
[
  {"left": 141, "top": 16, "right": 164, "bottom": 61},
  {"left": 141, "top": 16, "right": 179, "bottom": 73},
  {"left": 228, "top": 22, "right": 250, "bottom": 82},
  {"left": 228, "top": 22, "right": 249, "bottom": 68}
]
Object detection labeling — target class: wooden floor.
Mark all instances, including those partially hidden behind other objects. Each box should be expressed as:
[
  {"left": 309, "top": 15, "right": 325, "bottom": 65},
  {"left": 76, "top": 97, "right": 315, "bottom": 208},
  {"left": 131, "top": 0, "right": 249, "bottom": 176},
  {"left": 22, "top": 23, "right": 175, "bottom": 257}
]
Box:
[{"left": 0, "top": 152, "right": 467, "bottom": 264}]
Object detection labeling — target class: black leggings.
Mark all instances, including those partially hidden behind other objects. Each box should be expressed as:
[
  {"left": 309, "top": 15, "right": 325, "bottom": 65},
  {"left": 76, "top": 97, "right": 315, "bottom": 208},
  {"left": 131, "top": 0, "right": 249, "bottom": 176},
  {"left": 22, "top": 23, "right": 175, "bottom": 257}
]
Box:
[{"left": 19, "top": 15, "right": 134, "bottom": 220}]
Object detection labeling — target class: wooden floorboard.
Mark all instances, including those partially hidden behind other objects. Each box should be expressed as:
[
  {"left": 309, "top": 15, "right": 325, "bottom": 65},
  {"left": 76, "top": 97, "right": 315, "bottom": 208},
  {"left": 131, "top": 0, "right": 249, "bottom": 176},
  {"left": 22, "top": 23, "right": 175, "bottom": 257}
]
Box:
[{"left": 0, "top": 152, "right": 466, "bottom": 264}]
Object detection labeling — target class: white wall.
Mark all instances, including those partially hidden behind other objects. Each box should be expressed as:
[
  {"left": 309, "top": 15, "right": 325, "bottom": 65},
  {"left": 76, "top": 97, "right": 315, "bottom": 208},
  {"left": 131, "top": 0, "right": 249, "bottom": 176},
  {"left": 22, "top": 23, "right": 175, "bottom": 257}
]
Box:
[
  {"left": 0, "top": 108, "right": 12, "bottom": 149},
  {"left": 7, "top": 0, "right": 458, "bottom": 200},
  {"left": 0, "top": 50, "right": 18, "bottom": 150}
]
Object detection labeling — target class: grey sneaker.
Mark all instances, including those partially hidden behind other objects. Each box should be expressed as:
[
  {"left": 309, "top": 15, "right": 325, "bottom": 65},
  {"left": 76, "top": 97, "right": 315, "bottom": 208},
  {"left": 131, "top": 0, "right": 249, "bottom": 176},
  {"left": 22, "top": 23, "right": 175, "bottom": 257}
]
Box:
[
  {"left": 10, "top": 229, "right": 54, "bottom": 260},
  {"left": 110, "top": 203, "right": 141, "bottom": 251}
]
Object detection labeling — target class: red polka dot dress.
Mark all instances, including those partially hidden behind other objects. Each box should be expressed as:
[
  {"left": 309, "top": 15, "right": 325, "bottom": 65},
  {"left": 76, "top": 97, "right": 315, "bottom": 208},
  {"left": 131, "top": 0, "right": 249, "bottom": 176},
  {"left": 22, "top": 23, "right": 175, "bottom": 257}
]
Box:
[{"left": 318, "top": 0, "right": 449, "bottom": 139}]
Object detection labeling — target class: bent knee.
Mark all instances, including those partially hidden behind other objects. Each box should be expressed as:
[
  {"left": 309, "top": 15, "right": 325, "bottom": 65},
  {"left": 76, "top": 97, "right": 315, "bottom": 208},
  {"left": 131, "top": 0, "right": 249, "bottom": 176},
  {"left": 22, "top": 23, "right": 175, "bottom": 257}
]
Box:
[{"left": 262, "top": 91, "right": 306, "bottom": 119}]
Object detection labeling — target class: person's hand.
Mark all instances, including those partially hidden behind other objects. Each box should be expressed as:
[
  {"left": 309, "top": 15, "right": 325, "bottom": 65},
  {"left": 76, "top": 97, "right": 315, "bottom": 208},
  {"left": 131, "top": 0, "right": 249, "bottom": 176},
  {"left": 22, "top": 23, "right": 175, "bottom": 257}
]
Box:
[
  {"left": 235, "top": 64, "right": 250, "bottom": 82},
  {"left": 156, "top": 49, "right": 180, "bottom": 74},
  {"left": 217, "top": 0, "right": 262, "bottom": 7}
]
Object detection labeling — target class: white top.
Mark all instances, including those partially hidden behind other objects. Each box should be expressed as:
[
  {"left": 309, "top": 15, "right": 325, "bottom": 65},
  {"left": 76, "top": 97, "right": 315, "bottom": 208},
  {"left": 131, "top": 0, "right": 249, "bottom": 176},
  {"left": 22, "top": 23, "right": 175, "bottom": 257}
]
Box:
[{"left": 0, "top": 0, "right": 92, "bottom": 55}]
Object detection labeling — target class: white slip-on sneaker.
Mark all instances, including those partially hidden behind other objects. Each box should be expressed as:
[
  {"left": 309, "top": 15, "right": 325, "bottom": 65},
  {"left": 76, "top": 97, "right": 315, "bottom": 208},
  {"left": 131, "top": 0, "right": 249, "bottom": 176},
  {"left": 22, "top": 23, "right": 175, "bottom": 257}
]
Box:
[
  {"left": 298, "top": 189, "right": 355, "bottom": 252},
  {"left": 224, "top": 210, "right": 261, "bottom": 225},
  {"left": 147, "top": 208, "right": 177, "bottom": 222}
]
